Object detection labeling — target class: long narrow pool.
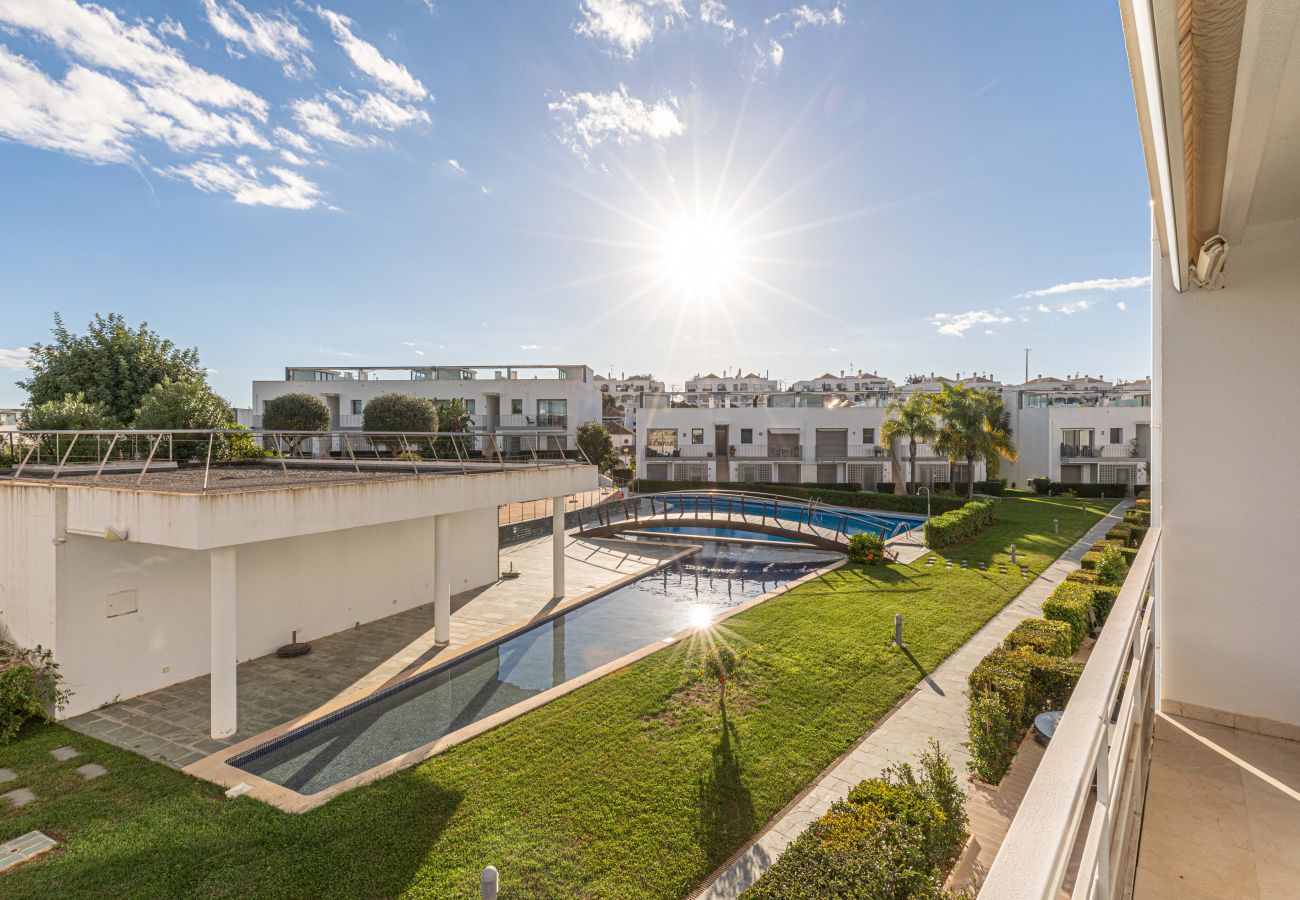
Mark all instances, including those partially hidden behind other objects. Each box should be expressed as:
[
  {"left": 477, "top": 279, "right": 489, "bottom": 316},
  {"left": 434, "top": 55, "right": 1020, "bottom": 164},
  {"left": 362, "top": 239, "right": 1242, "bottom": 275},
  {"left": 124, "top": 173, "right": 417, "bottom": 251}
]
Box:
[
  {"left": 656, "top": 494, "right": 924, "bottom": 539},
  {"left": 229, "top": 541, "right": 839, "bottom": 795}
]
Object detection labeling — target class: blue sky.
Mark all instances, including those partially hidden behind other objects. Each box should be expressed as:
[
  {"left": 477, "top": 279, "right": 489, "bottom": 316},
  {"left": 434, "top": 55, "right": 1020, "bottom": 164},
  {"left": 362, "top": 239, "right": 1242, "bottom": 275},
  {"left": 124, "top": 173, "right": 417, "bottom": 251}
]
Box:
[{"left": 0, "top": 1, "right": 1152, "bottom": 408}]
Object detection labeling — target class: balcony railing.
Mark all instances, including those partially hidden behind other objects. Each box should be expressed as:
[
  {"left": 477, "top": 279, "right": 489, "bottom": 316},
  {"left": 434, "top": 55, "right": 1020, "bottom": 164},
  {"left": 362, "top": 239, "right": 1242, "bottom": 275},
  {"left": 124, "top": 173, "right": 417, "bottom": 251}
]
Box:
[
  {"left": 814, "top": 444, "right": 888, "bottom": 461},
  {"left": 979, "top": 527, "right": 1161, "bottom": 900},
  {"left": 730, "top": 443, "right": 802, "bottom": 459},
  {"left": 1060, "top": 442, "right": 1145, "bottom": 460},
  {"left": 645, "top": 446, "right": 681, "bottom": 458},
  {"left": 494, "top": 413, "right": 568, "bottom": 430}
]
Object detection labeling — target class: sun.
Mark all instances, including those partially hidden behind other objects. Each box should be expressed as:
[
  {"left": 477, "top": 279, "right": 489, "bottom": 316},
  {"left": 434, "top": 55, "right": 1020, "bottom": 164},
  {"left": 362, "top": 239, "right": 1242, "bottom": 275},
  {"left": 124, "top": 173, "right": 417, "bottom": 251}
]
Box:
[{"left": 655, "top": 213, "right": 742, "bottom": 296}]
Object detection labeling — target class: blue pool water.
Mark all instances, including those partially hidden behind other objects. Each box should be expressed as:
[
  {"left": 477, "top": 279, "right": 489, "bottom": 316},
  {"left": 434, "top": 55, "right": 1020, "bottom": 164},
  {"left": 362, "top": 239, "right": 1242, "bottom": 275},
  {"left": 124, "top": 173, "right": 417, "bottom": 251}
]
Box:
[
  {"left": 656, "top": 494, "right": 923, "bottom": 539},
  {"left": 229, "top": 542, "right": 838, "bottom": 794},
  {"left": 640, "top": 526, "right": 800, "bottom": 543}
]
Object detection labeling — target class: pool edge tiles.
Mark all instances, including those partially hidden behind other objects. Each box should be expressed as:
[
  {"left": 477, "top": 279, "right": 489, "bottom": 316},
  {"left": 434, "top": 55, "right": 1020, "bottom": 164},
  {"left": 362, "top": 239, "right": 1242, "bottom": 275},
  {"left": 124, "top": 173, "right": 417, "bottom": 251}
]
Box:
[{"left": 183, "top": 544, "right": 847, "bottom": 813}]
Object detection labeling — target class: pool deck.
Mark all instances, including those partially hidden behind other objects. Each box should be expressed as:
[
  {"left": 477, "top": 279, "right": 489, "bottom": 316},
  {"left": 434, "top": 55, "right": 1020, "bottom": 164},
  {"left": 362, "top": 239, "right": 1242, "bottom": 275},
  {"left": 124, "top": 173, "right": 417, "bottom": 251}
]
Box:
[{"left": 63, "top": 533, "right": 682, "bottom": 769}]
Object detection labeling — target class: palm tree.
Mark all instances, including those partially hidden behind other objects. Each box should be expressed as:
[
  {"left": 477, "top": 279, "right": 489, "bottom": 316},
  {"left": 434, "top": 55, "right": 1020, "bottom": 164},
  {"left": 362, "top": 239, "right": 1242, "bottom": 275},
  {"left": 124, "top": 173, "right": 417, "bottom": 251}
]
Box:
[
  {"left": 934, "top": 385, "right": 1018, "bottom": 498},
  {"left": 880, "top": 392, "right": 938, "bottom": 492}
]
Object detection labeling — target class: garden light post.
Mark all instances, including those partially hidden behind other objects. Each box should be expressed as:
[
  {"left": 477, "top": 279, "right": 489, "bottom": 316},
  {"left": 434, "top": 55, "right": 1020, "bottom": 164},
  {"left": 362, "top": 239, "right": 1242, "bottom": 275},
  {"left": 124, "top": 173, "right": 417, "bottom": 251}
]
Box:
[
  {"left": 481, "top": 866, "right": 499, "bottom": 900},
  {"left": 1009, "top": 544, "right": 1017, "bottom": 565},
  {"left": 894, "top": 614, "right": 904, "bottom": 648}
]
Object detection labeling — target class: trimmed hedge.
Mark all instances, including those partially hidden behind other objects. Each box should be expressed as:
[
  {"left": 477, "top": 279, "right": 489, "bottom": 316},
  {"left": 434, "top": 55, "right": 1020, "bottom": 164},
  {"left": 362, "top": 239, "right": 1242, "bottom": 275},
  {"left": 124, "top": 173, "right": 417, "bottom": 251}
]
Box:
[
  {"left": 967, "top": 648, "right": 1083, "bottom": 783},
  {"left": 1032, "top": 482, "right": 1130, "bottom": 498},
  {"left": 1065, "top": 569, "right": 1097, "bottom": 584},
  {"left": 630, "top": 480, "right": 967, "bottom": 516},
  {"left": 1088, "top": 585, "right": 1120, "bottom": 623},
  {"left": 1042, "top": 582, "right": 1095, "bottom": 651},
  {"left": 923, "top": 499, "right": 996, "bottom": 548},
  {"left": 1004, "top": 618, "right": 1073, "bottom": 657},
  {"left": 743, "top": 742, "right": 967, "bottom": 899}
]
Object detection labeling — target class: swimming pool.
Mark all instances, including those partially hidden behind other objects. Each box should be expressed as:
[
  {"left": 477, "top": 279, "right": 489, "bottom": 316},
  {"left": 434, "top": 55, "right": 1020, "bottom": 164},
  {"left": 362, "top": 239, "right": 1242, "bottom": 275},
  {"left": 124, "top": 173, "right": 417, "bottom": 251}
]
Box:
[
  {"left": 638, "top": 526, "right": 801, "bottom": 543},
  {"left": 654, "top": 494, "right": 924, "bottom": 539},
  {"left": 228, "top": 541, "right": 838, "bottom": 795}
]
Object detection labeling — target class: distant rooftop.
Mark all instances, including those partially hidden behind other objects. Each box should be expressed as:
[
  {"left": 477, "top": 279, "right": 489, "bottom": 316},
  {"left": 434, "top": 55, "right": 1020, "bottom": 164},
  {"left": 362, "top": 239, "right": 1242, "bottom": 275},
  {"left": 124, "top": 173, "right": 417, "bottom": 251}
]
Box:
[{"left": 276, "top": 364, "right": 594, "bottom": 383}]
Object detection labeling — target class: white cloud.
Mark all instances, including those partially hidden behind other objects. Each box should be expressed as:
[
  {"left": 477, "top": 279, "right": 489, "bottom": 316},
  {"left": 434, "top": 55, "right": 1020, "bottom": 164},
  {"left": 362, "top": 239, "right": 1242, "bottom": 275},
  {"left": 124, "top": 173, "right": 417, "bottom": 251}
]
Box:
[
  {"left": 550, "top": 85, "right": 685, "bottom": 160},
  {"left": 574, "top": 0, "right": 686, "bottom": 57},
  {"left": 929, "top": 310, "right": 1013, "bottom": 337},
  {"left": 201, "top": 0, "right": 313, "bottom": 78},
  {"left": 520, "top": 344, "right": 541, "bottom": 350},
  {"left": 315, "top": 6, "right": 428, "bottom": 99},
  {"left": 279, "top": 148, "right": 309, "bottom": 165},
  {"left": 1116, "top": 301, "right": 1128, "bottom": 311},
  {"left": 0, "top": 347, "right": 31, "bottom": 370},
  {"left": 446, "top": 158, "right": 466, "bottom": 174},
  {"left": 1058, "top": 299, "right": 1089, "bottom": 315},
  {"left": 290, "top": 96, "right": 365, "bottom": 146},
  {"left": 341, "top": 91, "right": 429, "bottom": 130},
  {"left": 160, "top": 158, "right": 323, "bottom": 209},
  {"left": 766, "top": 3, "right": 845, "bottom": 34},
  {"left": 157, "top": 18, "right": 187, "bottom": 42},
  {"left": 273, "top": 126, "right": 315, "bottom": 154},
  {"left": 768, "top": 39, "right": 784, "bottom": 66},
  {"left": 698, "top": 0, "right": 736, "bottom": 32},
  {"left": 0, "top": 0, "right": 267, "bottom": 118},
  {"left": 1017, "top": 275, "right": 1150, "bottom": 298}
]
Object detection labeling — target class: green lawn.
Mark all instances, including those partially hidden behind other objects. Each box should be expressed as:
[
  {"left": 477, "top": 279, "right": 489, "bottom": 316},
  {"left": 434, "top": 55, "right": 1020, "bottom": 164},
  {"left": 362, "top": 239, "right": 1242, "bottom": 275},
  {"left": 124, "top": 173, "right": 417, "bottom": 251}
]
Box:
[{"left": 0, "top": 492, "right": 1114, "bottom": 899}]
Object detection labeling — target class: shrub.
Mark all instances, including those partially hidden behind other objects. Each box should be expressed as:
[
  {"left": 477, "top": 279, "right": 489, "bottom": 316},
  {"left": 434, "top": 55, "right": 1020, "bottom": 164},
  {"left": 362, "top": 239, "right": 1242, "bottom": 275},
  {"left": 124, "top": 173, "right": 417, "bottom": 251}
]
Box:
[
  {"left": 1043, "top": 582, "right": 1094, "bottom": 650},
  {"left": 0, "top": 643, "right": 70, "bottom": 743},
  {"left": 1088, "top": 585, "right": 1120, "bottom": 623},
  {"left": 1118, "top": 546, "right": 1139, "bottom": 566},
  {"left": 1106, "top": 523, "right": 1134, "bottom": 543},
  {"left": 1065, "top": 569, "right": 1097, "bottom": 584},
  {"left": 847, "top": 532, "right": 888, "bottom": 565},
  {"left": 974, "top": 479, "right": 1006, "bottom": 496},
  {"left": 1125, "top": 508, "right": 1151, "bottom": 528},
  {"left": 743, "top": 743, "right": 966, "bottom": 899},
  {"left": 19, "top": 393, "right": 121, "bottom": 462},
  {"left": 576, "top": 422, "right": 618, "bottom": 472},
  {"left": 262, "top": 393, "right": 331, "bottom": 434},
  {"left": 361, "top": 392, "right": 438, "bottom": 435},
  {"left": 1028, "top": 476, "right": 1051, "bottom": 495},
  {"left": 968, "top": 648, "right": 1083, "bottom": 783},
  {"left": 1080, "top": 550, "right": 1102, "bottom": 571},
  {"left": 218, "top": 424, "right": 270, "bottom": 461},
  {"left": 1096, "top": 545, "right": 1130, "bottom": 586},
  {"left": 132, "top": 379, "right": 235, "bottom": 461},
  {"left": 1004, "top": 618, "right": 1073, "bottom": 657},
  {"left": 1038, "top": 482, "right": 1130, "bottom": 498},
  {"left": 923, "top": 498, "right": 995, "bottom": 548}
]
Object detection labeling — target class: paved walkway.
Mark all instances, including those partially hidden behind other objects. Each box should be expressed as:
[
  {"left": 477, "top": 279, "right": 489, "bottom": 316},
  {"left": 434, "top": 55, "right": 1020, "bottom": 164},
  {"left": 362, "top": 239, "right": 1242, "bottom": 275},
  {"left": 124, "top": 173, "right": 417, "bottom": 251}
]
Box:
[
  {"left": 65, "top": 534, "right": 678, "bottom": 769},
  {"left": 697, "top": 500, "right": 1131, "bottom": 898}
]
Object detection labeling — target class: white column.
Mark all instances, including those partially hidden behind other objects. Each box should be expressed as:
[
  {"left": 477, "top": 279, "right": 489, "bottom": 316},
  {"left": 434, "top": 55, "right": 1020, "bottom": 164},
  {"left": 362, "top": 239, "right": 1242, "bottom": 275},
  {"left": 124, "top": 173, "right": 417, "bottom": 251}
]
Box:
[
  {"left": 434, "top": 514, "right": 451, "bottom": 644},
  {"left": 552, "top": 496, "right": 566, "bottom": 599},
  {"left": 209, "top": 546, "right": 237, "bottom": 740}
]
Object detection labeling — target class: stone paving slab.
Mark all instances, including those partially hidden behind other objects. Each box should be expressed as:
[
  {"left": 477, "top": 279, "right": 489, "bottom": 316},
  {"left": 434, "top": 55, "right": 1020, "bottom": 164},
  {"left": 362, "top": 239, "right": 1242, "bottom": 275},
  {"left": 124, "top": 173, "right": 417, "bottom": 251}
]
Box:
[
  {"left": 0, "top": 830, "right": 57, "bottom": 873},
  {"left": 49, "top": 746, "right": 80, "bottom": 762},
  {"left": 65, "top": 534, "right": 680, "bottom": 768},
  {"left": 696, "top": 500, "right": 1132, "bottom": 898},
  {"left": 0, "top": 768, "right": 15, "bottom": 783},
  {"left": 2, "top": 788, "right": 35, "bottom": 809},
  {"left": 76, "top": 763, "right": 108, "bottom": 780}
]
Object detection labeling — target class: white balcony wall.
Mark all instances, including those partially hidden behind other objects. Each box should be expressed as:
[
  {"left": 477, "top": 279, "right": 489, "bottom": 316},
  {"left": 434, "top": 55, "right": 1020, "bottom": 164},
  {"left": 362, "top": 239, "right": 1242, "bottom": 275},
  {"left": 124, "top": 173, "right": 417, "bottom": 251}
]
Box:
[{"left": 1158, "top": 216, "right": 1300, "bottom": 730}]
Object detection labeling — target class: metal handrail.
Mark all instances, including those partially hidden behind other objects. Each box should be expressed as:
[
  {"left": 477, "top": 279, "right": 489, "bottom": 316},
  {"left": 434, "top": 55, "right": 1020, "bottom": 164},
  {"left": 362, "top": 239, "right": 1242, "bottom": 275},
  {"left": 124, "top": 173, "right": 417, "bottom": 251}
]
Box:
[{"left": 980, "top": 526, "right": 1161, "bottom": 899}]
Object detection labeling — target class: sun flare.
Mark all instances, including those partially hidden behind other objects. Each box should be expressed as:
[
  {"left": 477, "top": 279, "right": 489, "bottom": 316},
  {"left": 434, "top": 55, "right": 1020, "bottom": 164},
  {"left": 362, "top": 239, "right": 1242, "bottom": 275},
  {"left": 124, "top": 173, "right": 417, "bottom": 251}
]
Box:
[
  {"left": 655, "top": 214, "right": 742, "bottom": 296},
  {"left": 687, "top": 604, "right": 714, "bottom": 630}
]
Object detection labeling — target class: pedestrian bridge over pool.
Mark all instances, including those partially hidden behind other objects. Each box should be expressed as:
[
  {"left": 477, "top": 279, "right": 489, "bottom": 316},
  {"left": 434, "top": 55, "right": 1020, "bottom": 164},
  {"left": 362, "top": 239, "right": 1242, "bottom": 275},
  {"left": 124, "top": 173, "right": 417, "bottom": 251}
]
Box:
[{"left": 574, "top": 490, "right": 923, "bottom": 552}]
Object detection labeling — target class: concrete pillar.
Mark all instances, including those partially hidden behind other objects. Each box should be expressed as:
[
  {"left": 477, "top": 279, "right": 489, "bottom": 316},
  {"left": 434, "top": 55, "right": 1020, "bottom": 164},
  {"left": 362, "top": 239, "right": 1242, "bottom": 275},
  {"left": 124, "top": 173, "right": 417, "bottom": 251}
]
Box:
[
  {"left": 434, "top": 515, "right": 451, "bottom": 644},
  {"left": 552, "top": 496, "right": 566, "bottom": 599},
  {"left": 209, "top": 546, "right": 237, "bottom": 740}
]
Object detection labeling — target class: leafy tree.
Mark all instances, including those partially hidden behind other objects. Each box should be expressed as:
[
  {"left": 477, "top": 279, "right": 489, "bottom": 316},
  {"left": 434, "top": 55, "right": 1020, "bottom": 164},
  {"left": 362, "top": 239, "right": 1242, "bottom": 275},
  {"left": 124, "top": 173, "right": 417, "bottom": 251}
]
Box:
[
  {"left": 362, "top": 393, "right": 438, "bottom": 433},
  {"left": 262, "top": 392, "right": 331, "bottom": 454},
  {"left": 435, "top": 399, "right": 472, "bottom": 433},
  {"left": 19, "top": 393, "right": 120, "bottom": 462},
  {"left": 933, "top": 384, "right": 1018, "bottom": 498},
  {"left": 880, "top": 393, "right": 938, "bottom": 493},
  {"left": 576, "top": 421, "right": 617, "bottom": 472},
  {"left": 602, "top": 392, "right": 620, "bottom": 416},
  {"left": 132, "top": 379, "right": 236, "bottom": 461},
  {"left": 904, "top": 373, "right": 927, "bottom": 385},
  {"left": 20, "top": 313, "right": 204, "bottom": 424}
]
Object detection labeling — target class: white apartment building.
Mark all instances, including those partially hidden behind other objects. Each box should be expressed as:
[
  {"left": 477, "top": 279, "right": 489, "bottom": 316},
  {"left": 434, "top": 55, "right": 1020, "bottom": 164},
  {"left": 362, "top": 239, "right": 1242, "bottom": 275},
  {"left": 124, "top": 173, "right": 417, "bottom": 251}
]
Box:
[
  {"left": 1002, "top": 377, "right": 1152, "bottom": 487},
  {"left": 683, "top": 370, "right": 780, "bottom": 407},
  {"left": 594, "top": 373, "right": 665, "bottom": 412},
  {"left": 788, "top": 370, "right": 896, "bottom": 398},
  {"left": 984, "top": 3, "right": 1300, "bottom": 895},
  {"left": 0, "top": 409, "right": 19, "bottom": 433},
  {"left": 250, "top": 364, "right": 603, "bottom": 451},
  {"left": 635, "top": 395, "right": 985, "bottom": 488}
]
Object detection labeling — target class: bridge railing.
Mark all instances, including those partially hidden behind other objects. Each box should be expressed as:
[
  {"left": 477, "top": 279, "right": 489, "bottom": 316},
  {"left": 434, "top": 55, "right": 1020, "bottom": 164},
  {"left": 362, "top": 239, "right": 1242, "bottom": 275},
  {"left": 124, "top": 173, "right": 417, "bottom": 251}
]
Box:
[{"left": 574, "top": 489, "right": 921, "bottom": 541}]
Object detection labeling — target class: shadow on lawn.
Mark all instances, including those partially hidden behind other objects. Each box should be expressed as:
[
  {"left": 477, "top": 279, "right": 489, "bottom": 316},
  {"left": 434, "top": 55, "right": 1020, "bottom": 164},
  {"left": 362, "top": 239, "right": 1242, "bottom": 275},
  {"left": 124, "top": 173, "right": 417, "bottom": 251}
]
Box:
[{"left": 695, "top": 699, "right": 755, "bottom": 864}]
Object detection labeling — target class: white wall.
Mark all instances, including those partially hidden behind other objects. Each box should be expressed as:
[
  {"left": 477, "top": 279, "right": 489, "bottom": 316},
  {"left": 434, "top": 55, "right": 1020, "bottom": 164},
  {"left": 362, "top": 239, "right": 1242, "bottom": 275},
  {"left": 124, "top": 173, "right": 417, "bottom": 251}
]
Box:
[
  {"left": 1158, "top": 216, "right": 1300, "bottom": 728},
  {"left": 0, "top": 484, "right": 60, "bottom": 651},
  {"left": 52, "top": 508, "right": 498, "bottom": 717}
]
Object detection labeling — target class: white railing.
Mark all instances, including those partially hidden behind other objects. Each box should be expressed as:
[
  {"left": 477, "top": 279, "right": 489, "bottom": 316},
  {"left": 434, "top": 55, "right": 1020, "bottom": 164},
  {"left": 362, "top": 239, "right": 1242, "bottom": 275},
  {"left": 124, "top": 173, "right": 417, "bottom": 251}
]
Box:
[{"left": 980, "top": 527, "right": 1161, "bottom": 900}]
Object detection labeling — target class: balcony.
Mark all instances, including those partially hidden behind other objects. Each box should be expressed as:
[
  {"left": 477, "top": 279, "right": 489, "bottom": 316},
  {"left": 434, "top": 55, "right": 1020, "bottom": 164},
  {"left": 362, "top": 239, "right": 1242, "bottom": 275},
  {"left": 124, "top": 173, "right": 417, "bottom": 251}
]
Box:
[
  {"left": 493, "top": 413, "right": 568, "bottom": 430},
  {"left": 1060, "top": 442, "right": 1145, "bottom": 460},
  {"left": 814, "top": 444, "right": 889, "bottom": 461},
  {"left": 730, "top": 443, "right": 802, "bottom": 459}
]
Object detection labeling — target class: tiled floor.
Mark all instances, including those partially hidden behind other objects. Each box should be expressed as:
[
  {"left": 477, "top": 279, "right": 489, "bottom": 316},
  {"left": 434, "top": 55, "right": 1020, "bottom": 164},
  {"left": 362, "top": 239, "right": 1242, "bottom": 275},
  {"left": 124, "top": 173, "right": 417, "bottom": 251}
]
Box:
[
  {"left": 65, "top": 534, "right": 679, "bottom": 768},
  {"left": 1133, "top": 713, "right": 1300, "bottom": 899}
]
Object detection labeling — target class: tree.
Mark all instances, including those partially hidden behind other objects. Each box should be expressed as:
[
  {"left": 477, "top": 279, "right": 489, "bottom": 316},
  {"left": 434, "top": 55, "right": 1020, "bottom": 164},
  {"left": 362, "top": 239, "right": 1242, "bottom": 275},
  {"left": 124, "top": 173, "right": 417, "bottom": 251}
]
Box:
[
  {"left": 19, "top": 393, "right": 120, "bottom": 462},
  {"left": 880, "top": 392, "right": 938, "bottom": 492},
  {"left": 360, "top": 393, "right": 436, "bottom": 455},
  {"left": 133, "top": 379, "right": 235, "bottom": 461},
  {"left": 933, "top": 384, "right": 1018, "bottom": 498},
  {"left": 576, "top": 422, "right": 617, "bottom": 472},
  {"left": 20, "top": 313, "right": 205, "bottom": 424},
  {"left": 602, "top": 392, "right": 620, "bottom": 417},
  {"left": 434, "top": 399, "right": 473, "bottom": 458},
  {"left": 262, "top": 392, "right": 331, "bottom": 454},
  {"left": 904, "top": 373, "right": 927, "bottom": 385}
]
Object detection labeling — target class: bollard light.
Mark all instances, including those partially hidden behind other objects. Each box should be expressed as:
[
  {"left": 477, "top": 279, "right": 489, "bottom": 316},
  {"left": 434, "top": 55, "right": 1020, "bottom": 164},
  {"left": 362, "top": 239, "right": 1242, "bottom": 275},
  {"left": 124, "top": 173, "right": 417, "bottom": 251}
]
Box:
[
  {"left": 481, "top": 866, "right": 499, "bottom": 900},
  {"left": 894, "top": 613, "right": 903, "bottom": 647},
  {"left": 1053, "top": 518, "right": 1059, "bottom": 534},
  {"left": 1009, "top": 544, "right": 1017, "bottom": 564}
]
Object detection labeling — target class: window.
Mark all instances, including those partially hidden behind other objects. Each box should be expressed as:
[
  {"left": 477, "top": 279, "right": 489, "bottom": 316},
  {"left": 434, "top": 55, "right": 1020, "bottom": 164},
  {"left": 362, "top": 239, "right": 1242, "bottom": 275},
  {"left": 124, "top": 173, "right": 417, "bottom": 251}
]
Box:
[
  {"left": 647, "top": 428, "right": 678, "bottom": 457},
  {"left": 862, "top": 427, "right": 875, "bottom": 444},
  {"left": 537, "top": 399, "right": 567, "bottom": 425},
  {"left": 740, "top": 428, "right": 753, "bottom": 444},
  {"left": 350, "top": 400, "right": 363, "bottom": 415},
  {"left": 464, "top": 399, "right": 476, "bottom": 414},
  {"left": 511, "top": 399, "right": 523, "bottom": 415},
  {"left": 1110, "top": 427, "right": 1123, "bottom": 444},
  {"left": 690, "top": 428, "right": 705, "bottom": 444}
]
